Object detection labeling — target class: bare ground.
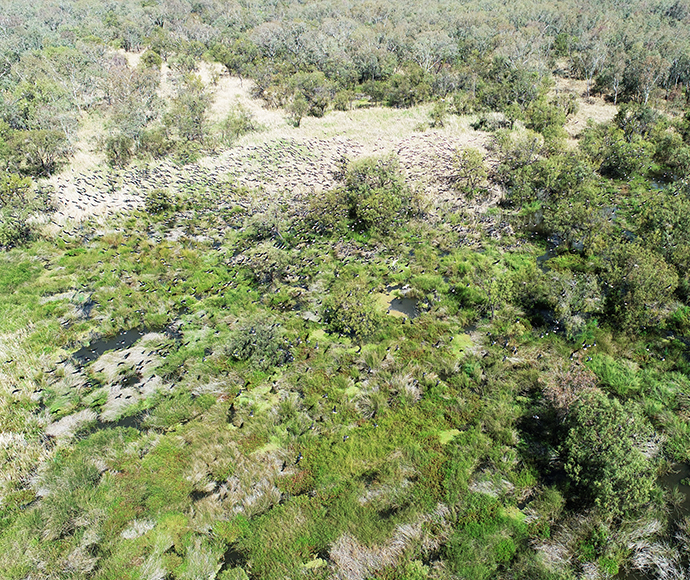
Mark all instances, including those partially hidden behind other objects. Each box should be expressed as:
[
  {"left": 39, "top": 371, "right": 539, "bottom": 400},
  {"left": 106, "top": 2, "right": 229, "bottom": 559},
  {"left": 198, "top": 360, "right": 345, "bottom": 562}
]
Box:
[{"left": 45, "top": 63, "right": 617, "bottom": 227}]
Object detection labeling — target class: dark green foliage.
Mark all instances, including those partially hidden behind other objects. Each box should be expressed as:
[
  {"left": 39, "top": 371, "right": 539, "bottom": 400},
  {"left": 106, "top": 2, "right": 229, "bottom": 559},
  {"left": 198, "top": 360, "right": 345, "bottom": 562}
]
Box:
[
  {"left": 322, "top": 276, "right": 382, "bottom": 340},
  {"left": 220, "top": 105, "right": 258, "bottom": 145},
  {"left": 7, "top": 130, "right": 70, "bottom": 176},
  {"left": 140, "top": 49, "right": 162, "bottom": 68},
  {"left": 603, "top": 243, "right": 678, "bottom": 330},
  {"left": 563, "top": 391, "right": 657, "bottom": 517},
  {"left": 342, "top": 155, "right": 412, "bottom": 234},
  {"left": 225, "top": 319, "right": 293, "bottom": 371},
  {"left": 144, "top": 188, "right": 175, "bottom": 214},
  {"left": 384, "top": 65, "right": 432, "bottom": 108},
  {"left": 104, "top": 133, "right": 134, "bottom": 167},
  {"left": 289, "top": 72, "right": 335, "bottom": 118},
  {"left": 580, "top": 122, "right": 655, "bottom": 179},
  {"left": 165, "top": 74, "right": 210, "bottom": 143},
  {"left": 0, "top": 172, "right": 43, "bottom": 248}
]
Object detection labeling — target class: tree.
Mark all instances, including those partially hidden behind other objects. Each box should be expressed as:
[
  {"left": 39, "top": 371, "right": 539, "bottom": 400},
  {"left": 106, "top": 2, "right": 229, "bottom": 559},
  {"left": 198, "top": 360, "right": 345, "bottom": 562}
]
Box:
[
  {"left": 563, "top": 391, "right": 657, "bottom": 518},
  {"left": 0, "top": 171, "right": 37, "bottom": 248},
  {"left": 571, "top": 34, "right": 608, "bottom": 98},
  {"left": 7, "top": 129, "right": 70, "bottom": 176},
  {"left": 623, "top": 49, "right": 669, "bottom": 105},
  {"left": 288, "top": 71, "right": 335, "bottom": 118},
  {"left": 166, "top": 73, "right": 211, "bottom": 142},
  {"left": 209, "top": 37, "right": 258, "bottom": 84}
]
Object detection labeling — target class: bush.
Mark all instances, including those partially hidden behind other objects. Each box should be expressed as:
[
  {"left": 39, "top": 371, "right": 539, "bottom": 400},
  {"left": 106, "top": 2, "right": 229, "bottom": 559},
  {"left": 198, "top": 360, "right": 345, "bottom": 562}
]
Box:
[
  {"left": 225, "top": 319, "right": 293, "bottom": 371},
  {"left": 0, "top": 172, "right": 40, "bottom": 248},
  {"left": 429, "top": 101, "right": 447, "bottom": 128},
  {"left": 140, "top": 49, "right": 162, "bottom": 68},
  {"left": 342, "top": 155, "right": 412, "bottom": 234},
  {"left": 305, "top": 188, "right": 348, "bottom": 236},
  {"left": 322, "top": 277, "right": 382, "bottom": 340},
  {"left": 138, "top": 126, "right": 174, "bottom": 159},
  {"left": 104, "top": 133, "right": 134, "bottom": 167},
  {"left": 562, "top": 391, "right": 657, "bottom": 518},
  {"left": 144, "top": 188, "right": 175, "bottom": 214},
  {"left": 451, "top": 147, "right": 488, "bottom": 196},
  {"left": 220, "top": 104, "right": 258, "bottom": 145}
]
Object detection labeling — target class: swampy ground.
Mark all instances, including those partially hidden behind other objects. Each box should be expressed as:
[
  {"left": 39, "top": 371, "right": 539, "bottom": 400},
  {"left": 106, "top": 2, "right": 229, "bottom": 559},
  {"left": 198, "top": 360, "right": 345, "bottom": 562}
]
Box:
[{"left": 1, "top": 68, "right": 690, "bottom": 580}]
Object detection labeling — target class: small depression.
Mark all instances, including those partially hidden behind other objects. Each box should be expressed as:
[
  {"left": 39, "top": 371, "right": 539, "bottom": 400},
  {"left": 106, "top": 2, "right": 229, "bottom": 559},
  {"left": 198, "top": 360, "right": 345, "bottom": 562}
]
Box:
[
  {"left": 73, "top": 328, "right": 148, "bottom": 365},
  {"left": 662, "top": 463, "right": 690, "bottom": 519},
  {"left": 388, "top": 297, "right": 418, "bottom": 318},
  {"left": 380, "top": 285, "right": 418, "bottom": 319},
  {"left": 536, "top": 242, "right": 558, "bottom": 271},
  {"left": 72, "top": 323, "right": 182, "bottom": 365}
]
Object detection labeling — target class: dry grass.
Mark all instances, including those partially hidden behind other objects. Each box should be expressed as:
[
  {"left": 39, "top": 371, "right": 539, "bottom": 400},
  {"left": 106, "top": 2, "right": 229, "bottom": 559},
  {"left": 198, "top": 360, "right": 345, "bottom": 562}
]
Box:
[
  {"left": 553, "top": 77, "right": 618, "bottom": 138},
  {"left": 329, "top": 504, "right": 451, "bottom": 580}
]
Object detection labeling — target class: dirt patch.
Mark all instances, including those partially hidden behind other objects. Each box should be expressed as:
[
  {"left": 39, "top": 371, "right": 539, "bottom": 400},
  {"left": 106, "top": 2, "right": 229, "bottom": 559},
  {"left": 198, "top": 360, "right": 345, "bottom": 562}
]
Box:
[
  {"left": 43, "top": 68, "right": 497, "bottom": 225},
  {"left": 554, "top": 76, "right": 618, "bottom": 137}
]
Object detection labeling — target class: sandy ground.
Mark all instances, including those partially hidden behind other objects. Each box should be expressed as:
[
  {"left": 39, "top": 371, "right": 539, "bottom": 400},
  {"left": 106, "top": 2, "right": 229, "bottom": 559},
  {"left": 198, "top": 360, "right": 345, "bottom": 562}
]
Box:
[
  {"left": 553, "top": 76, "right": 618, "bottom": 137},
  {"left": 44, "top": 55, "right": 618, "bottom": 226}
]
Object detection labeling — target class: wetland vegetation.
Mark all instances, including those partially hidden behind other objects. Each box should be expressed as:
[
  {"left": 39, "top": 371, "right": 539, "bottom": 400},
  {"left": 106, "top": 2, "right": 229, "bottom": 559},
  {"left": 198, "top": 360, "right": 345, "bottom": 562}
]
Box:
[{"left": 1, "top": 0, "right": 690, "bottom": 579}]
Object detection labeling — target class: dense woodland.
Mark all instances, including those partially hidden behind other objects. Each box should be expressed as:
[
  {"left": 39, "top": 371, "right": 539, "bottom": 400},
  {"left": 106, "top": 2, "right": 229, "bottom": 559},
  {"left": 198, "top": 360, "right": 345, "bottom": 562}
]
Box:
[{"left": 1, "top": 0, "right": 690, "bottom": 579}]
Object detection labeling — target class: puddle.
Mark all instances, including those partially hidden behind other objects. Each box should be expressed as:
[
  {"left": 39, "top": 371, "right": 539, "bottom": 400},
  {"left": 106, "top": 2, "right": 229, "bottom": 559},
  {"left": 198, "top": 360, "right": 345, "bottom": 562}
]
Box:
[
  {"left": 73, "top": 329, "right": 148, "bottom": 365},
  {"left": 76, "top": 412, "right": 146, "bottom": 440},
  {"left": 388, "top": 297, "right": 418, "bottom": 318},
  {"left": 661, "top": 463, "right": 690, "bottom": 519},
  {"left": 94, "top": 413, "right": 144, "bottom": 431},
  {"left": 536, "top": 243, "right": 558, "bottom": 271},
  {"left": 379, "top": 285, "right": 418, "bottom": 319},
  {"left": 72, "top": 324, "right": 182, "bottom": 365},
  {"left": 218, "top": 543, "right": 248, "bottom": 575}
]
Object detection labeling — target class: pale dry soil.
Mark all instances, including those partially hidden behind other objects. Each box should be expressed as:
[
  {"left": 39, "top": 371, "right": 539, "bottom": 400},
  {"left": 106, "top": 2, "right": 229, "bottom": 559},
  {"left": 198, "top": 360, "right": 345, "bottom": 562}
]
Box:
[
  {"left": 42, "top": 60, "right": 506, "bottom": 226},
  {"left": 41, "top": 62, "right": 619, "bottom": 248}
]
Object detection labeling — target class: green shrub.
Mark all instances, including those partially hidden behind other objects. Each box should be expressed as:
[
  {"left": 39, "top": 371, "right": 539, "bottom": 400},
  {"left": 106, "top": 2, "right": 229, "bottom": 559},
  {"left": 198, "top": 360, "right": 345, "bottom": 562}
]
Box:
[
  {"left": 138, "top": 126, "right": 173, "bottom": 159},
  {"left": 225, "top": 318, "right": 293, "bottom": 371},
  {"left": 220, "top": 104, "right": 258, "bottom": 145},
  {"left": 342, "top": 155, "right": 412, "bottom": 234},
  {"left": 562, "top": 391, "right": 657, "bottom": 517},
  {"left": 104, "top": 133, "right": 134, "bottom": 167},
  {"left": 140, "top": 49, "right": 162, "bottom": 68},
  {"left": 144, "top": 188, "right": 175, "bottom": 214},
  {"left": 322, "top": 277, "right": 382, "bottom": 340},
  {"left": 305, "top": 189, "right": 348, "bottom": 235}
]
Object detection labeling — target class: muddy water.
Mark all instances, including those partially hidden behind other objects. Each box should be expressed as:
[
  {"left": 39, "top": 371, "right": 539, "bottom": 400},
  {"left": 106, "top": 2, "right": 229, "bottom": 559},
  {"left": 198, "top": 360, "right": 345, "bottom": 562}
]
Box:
[
  {"left": 380, "top": 285, "right": 419, "bottom": 319},
  {"left": 662, "top": 462, "right": 690, "bottom": 521},
  {"left": 388, "top": 297, "right": 418, "bottom": 318},
  {"left": 73, "top": 328, "right": 148, "bottom": 365}
]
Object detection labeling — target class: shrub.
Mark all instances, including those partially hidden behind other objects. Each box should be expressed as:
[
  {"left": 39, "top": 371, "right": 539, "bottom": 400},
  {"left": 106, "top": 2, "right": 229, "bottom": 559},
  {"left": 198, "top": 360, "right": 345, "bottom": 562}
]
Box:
[
  {"left": 104, "top": 133, "right": 134, "bottom": 167},
  {"left": 220, "top": 104, "right": 258, "bottom": 145},
  {"left": 225, "top": 319, "right": 293, "bottom": 371},
  {"left": 145, "top": 188, "right": 175, "bottom": 214},
  {"left": 0, "top": 172, "right": 40, "bottom": 248},
  {"left": 305, "top": 189, "right": 348, "bottom": 236},
  {"left": 562, "top": 391, "right": 657, "bottom": 518},
  {"left": 140, "top": 49, "right": 162, "bottom": 68},
  {"left": 138, "top": 126, "right": 173, "bottom": 159},
  {"left": 322, "top": 277, "right": 382, "bottom": 340},
  {"left": 429, "top": 101, "right": 447, "bottom": 128},
  {"left": 342, "top": 155, "right": 412, "bottom": 234},
  {"left": 451, "top": 147, "right": 488, "bottom": 196}
]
